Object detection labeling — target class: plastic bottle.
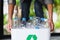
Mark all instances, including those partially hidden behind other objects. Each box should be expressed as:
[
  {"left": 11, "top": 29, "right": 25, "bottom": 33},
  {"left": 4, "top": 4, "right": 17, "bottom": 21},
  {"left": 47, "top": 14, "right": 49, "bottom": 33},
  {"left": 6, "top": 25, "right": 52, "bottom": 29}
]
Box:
[
  {"left": 40, "top": 18, "right": 50, "bottom": 29},
  {"left": 21, "top": 18, "right": 26, "bottom": 28},
  {"left": 32, "top": 17, "right": 40, "bottom": 29},
  {"left": 12, "top": 8, "right": 19, "bottom": 28},
  {"left": 28, "top": 17, "right": 33, "bottom": 23},
  {"left": 13, "top": 16, "right": 19, "bottom": 28},
  {"left": 26, "top": 17, "right": 34, "bottom": 28}
]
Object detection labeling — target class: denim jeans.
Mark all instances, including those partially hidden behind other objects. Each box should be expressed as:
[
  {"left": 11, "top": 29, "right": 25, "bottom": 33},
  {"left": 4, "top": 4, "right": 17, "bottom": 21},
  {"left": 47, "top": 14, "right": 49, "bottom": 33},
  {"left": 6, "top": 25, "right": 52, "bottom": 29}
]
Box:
[{"left": 20, "top": 0, "right": 47, "bottom": 21}]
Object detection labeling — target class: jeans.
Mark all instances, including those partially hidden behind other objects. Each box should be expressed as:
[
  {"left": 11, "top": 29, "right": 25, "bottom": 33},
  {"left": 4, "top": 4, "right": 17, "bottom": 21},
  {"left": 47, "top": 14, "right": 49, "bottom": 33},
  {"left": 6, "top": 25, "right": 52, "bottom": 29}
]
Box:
[{"left": 20, "top": 0, "right": 47, "bottom": 21}]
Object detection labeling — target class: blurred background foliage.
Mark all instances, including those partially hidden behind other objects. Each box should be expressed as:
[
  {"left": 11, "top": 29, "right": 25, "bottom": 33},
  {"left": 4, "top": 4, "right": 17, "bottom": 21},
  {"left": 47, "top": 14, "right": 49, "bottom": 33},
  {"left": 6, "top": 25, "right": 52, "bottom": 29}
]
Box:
[
  {"left": 53, "top": 0, "right": 60, "bottom": 28},
  {"left": 4, "top": 0, "right": 60, "bottom": 34}
]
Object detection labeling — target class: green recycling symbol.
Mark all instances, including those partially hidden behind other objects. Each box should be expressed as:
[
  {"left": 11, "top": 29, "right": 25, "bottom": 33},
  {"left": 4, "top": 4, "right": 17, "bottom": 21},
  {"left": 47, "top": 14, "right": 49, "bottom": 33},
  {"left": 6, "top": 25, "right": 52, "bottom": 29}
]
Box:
[{"left": 26, "top": 34, "right": 37, "bottom": 40}]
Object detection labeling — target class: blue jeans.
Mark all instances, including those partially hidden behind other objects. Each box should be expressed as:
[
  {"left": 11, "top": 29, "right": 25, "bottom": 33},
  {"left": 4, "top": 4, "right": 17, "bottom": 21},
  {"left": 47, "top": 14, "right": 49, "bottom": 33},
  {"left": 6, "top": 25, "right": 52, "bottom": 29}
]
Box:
[{"left": 20, "top": 0, "right": 47, "bottom": 21}]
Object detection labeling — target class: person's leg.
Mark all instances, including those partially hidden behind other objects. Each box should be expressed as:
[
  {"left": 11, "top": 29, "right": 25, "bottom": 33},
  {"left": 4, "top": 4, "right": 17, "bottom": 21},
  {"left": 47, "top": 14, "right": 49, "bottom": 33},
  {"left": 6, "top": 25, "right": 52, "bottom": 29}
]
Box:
[
  {"left": 34, "top": 0, "right": 44, "bottom": 18},
  {"left": 20, "top": 0, "right": 32, "bottom": 21}
]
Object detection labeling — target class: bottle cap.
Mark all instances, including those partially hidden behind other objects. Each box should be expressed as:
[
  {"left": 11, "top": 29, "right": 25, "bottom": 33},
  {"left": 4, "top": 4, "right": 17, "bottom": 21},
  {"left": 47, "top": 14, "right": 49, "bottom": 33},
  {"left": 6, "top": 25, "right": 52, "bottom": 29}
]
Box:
[
  {"left": 14, "top": 17, "right": 18, "bottom": 20},
  {"left": 35, "top": 26, "right": 39, "bottom": 29},
  {"left": 40, "top": 18, "right": 47, "bottom": 21},
  {"left": 30, "top": 17, "right": 33, "bottom": 20},
  {"left": 22, "top": 18, "right": 26, "bottom": 21}
]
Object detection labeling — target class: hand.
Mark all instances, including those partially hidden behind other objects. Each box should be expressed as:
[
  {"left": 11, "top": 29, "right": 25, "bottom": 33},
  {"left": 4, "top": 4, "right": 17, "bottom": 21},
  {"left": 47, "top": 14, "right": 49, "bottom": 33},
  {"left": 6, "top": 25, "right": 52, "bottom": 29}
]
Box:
[
  {"left": 7, "top": 19, "right": 13, "bottom": 33},
  {"left": 48, "top": 19, "right": 54, "bottom": 32}
]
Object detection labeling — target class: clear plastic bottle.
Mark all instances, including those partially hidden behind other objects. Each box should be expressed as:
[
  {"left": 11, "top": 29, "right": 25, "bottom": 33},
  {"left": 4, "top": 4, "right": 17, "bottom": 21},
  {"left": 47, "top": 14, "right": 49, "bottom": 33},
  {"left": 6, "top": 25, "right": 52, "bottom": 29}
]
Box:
[
  {"left": 13, "top": 16, "right": 19, "bottom": 28},
  {"left": 26, "top": 22, "right": 31, "bottom": 28},
  {"left": 12, "top": 8, "right": 19, "bottom": 28},
  {"left": 32, "top": 17, "right": 40, "bottom": 25},
  {"left": 40, "top": 18, "right": 50, "bottom": 29},
  {"left": 32, "top": 17, "right": 41, "bottom": 29},
  {"left": 34, "top": 17, "right": 49, "bottom": 29},
  {"left": 26, "top": 17, "right": 34, "bottom": 29},
  {"left": 21, "top": 18, "right": 26, "bottom": 28}
]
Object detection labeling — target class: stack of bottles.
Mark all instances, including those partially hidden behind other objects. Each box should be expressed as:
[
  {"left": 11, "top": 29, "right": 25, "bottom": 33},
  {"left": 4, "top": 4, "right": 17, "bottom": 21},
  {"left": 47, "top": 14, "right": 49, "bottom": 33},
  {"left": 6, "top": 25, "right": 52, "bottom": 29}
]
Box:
[{"left": 12, "top": 16, "right": 50, "bottom": 29}]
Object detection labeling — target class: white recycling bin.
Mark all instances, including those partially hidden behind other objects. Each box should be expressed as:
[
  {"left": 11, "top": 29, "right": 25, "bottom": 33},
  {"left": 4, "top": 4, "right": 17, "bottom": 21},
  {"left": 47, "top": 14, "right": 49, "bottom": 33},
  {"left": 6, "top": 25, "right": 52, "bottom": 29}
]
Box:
[{"left": 11, "top": 27, "right": 50, "bottom": 40}]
